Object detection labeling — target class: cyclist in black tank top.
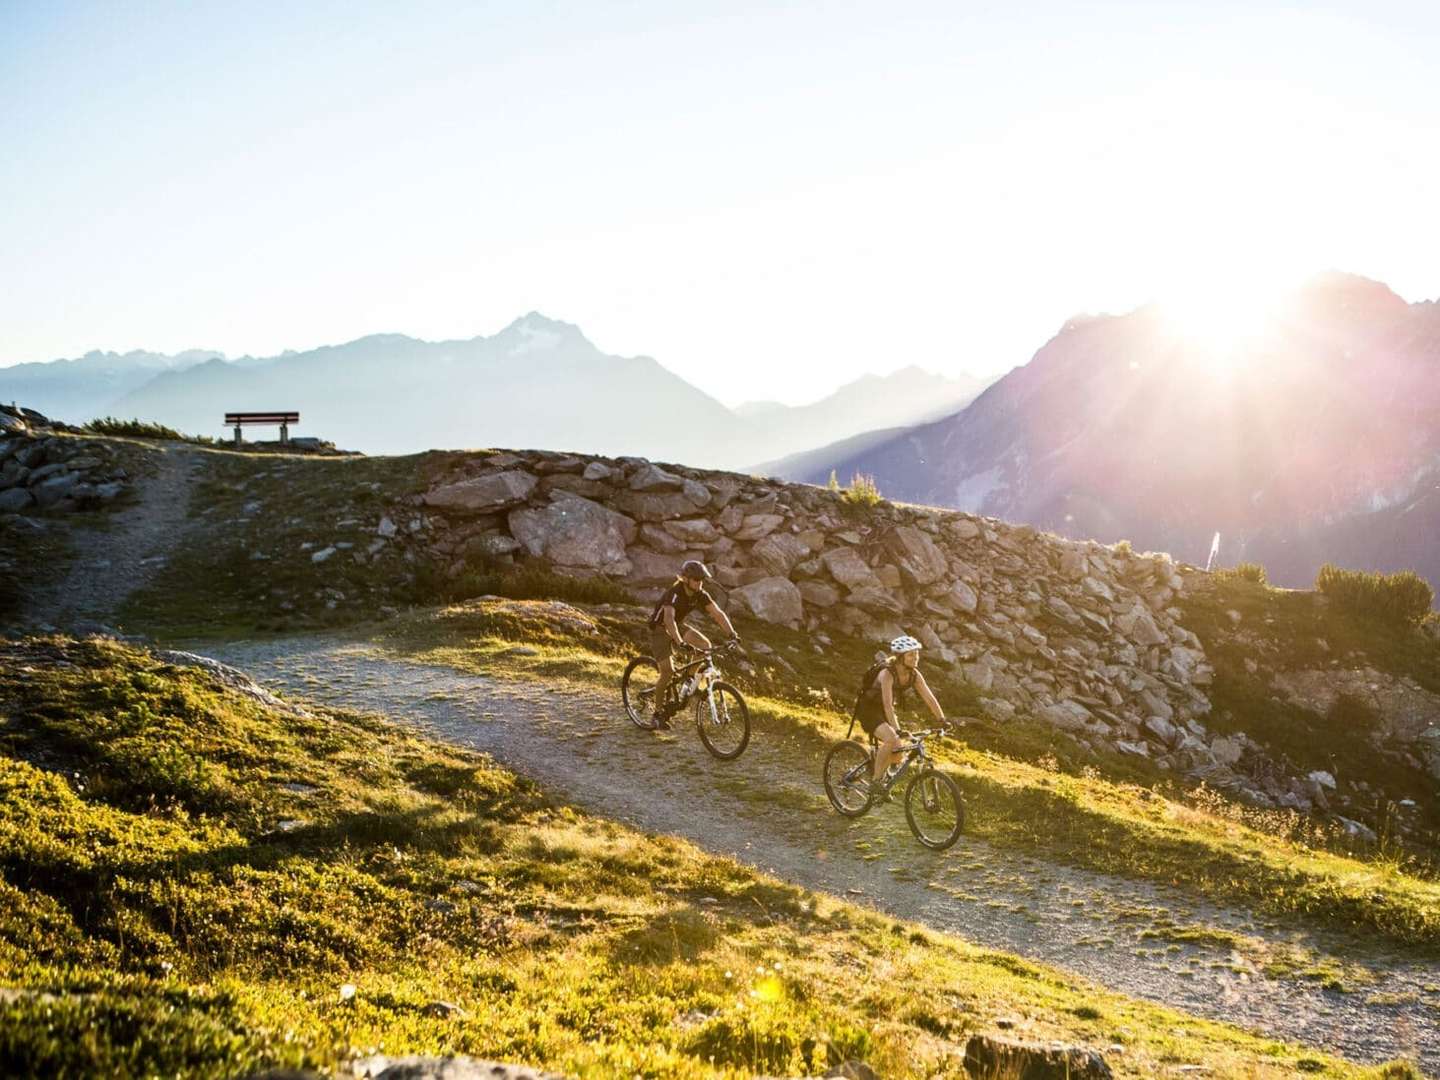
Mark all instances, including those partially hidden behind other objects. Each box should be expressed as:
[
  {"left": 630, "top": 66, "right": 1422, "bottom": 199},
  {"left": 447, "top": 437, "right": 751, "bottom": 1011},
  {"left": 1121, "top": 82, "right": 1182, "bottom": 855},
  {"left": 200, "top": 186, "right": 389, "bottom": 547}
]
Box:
[
  {"left": 647, "top": 560, "right": 740, "bottom": 727},
  {"left": 861, "top": 635, "right": 949, "bottom": 797}
]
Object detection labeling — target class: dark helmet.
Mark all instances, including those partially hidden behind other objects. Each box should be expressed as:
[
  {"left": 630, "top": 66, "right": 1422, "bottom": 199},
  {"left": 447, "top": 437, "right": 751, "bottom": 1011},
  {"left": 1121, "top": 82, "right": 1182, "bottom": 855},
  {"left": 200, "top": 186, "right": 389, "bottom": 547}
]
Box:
[{"left": 680, "top": 559, "right": 712, "bottom": 581}]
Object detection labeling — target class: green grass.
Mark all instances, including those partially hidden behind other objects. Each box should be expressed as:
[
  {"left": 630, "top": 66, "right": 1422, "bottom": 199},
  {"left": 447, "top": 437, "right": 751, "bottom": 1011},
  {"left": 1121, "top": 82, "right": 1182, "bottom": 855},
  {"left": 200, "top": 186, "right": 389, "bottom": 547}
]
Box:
[
  {"left": 381, "top": 599, "right": 1440, "bottom": 954},
  {"left": 4, "top": 637, "right": 1410, "bottom": 1078}
]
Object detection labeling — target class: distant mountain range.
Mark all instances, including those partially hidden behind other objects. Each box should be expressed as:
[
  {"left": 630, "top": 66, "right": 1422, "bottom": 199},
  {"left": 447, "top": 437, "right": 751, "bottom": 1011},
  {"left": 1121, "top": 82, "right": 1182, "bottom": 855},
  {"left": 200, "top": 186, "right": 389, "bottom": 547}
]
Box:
[
  {"left": 775, "top": 272, "right": 1440, "bottom": 596},
  {"left": 0, "top": 349, "right": 222, "bottom": 425},
  {"left": 0, "top": 316, "right": 987, "bottom": 471}
]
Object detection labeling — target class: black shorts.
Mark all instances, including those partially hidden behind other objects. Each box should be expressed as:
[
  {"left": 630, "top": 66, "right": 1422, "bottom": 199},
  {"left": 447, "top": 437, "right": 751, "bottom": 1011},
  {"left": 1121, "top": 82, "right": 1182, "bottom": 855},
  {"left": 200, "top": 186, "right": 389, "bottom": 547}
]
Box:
[
  {"left": 649, "top": 627, "right": 678, "bottom": 664},
  {"left": 857, "top": 704, "right": 893, "bottom": 738}
]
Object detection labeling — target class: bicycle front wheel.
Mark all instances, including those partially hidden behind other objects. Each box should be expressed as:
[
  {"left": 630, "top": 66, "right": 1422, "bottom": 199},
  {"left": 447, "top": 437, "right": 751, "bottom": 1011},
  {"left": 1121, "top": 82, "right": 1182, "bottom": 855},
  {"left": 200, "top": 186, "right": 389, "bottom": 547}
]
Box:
[
  {"left": 695, "top": 681, "right": 750, "bottom": 760},
  {"left": 823, "top": 740, "right": 875, "bottom": 818},
  {"left": 904, "top": 768, "right": 965, "bottom": 850},
  {"left": 621, "top": 656, "right": 662, "bottom": 729}
]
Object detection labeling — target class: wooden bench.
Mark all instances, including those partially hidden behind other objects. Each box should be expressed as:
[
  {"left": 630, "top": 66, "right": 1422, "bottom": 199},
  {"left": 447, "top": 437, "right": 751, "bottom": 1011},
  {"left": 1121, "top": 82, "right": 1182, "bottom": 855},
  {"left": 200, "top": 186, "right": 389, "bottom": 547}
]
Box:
[{"left": 225, "top": 411, "right": 300, "bottom": 447}]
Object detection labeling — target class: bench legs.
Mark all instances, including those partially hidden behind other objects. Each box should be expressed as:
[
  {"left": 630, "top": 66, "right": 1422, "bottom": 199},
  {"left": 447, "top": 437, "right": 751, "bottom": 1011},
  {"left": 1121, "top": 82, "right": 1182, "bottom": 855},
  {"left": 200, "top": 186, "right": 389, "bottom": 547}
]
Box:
[
  {"left": 280, "top": 422, "right": 289, "bottom": 445},
  {"left": 234, "top": 425, "right": 242, "bottom": 447}
]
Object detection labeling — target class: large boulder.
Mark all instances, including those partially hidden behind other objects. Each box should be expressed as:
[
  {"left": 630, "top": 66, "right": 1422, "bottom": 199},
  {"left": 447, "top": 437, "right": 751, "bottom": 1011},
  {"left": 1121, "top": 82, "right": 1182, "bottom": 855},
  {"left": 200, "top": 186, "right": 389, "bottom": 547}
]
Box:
[
  {"left": 0, "top": 487, "right": 34, "bottom": 513},
  {"left": 508, "top": 494, "right": 637, "bottom": 570},
  {"left": 881, "top": 524, "right": 948, "bottom": 586},
  {"left": 821, "top": 546, "right": 883, "bottom": 591},
  {"left": 751, "top": 533, "right": 810, "bottom": 577},
  {"left": 424, "top": 471, "right": 538, "bottom": 514},
  {"left": 729, "top": 576, "right": 804, "bottom": 626}
]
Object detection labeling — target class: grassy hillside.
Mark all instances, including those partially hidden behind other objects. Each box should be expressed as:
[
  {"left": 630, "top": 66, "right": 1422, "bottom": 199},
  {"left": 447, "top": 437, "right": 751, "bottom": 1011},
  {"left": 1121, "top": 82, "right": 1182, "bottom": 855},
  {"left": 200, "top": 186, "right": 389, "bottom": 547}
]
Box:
[{"left": 0, "top": 636, "right": 1417, "bottom": 1079}]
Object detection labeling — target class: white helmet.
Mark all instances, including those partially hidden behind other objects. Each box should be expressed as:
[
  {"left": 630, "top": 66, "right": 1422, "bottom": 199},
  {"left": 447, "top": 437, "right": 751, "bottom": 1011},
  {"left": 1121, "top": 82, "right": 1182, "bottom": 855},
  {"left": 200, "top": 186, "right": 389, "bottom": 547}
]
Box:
[{"left": 889, "top": 634, "right": 923, "bottom": 654}]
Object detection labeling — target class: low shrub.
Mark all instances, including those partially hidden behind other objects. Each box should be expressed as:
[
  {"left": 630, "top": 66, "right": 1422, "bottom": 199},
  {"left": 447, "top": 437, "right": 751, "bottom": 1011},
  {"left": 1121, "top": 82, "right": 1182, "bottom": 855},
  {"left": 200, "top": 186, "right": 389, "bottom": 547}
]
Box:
[
  {"left": 841, "top": 473, "right": 883, "bottom": 508},
  {"left": 83, "top": 417, "right": 215, "bottom": 445},
  {"left": 1214, "top": 562, "right": 1267, "bottom": 586},
  {"left": 1315, "top": 563, "right": 1434, "bottom": 626}
]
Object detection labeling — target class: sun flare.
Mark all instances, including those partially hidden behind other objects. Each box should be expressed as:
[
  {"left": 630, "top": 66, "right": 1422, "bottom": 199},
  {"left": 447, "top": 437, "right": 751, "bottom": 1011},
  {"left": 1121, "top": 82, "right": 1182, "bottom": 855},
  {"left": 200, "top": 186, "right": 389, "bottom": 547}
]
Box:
[{"left": 1155, "top": 274, "right": 1290, "bottom": 370}]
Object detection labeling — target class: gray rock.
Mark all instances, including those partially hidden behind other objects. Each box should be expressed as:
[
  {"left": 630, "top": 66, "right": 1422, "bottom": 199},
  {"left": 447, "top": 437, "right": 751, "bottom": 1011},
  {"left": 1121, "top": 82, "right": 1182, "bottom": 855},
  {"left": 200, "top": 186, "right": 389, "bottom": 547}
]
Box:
[
  {"left": 1040, "top": 699, "right": 1092, "bottom": 731},
  {"left": 1307, "top": 769, "right": 1337, "bottom": 790},
  {"left": 751, "top": 532, "right": 810, "bottom": 577},
  {"left": 638, "top": 523, "right": 688, "bottom": 554},
  {"left": 963, "top": 1034, "right": 1112, "bottom": 1080},
  {"left": 0, "top": 487, "right": 34, "bottom": 512},
  {"left": 820, "top": 546, "right": 882, "bottom": 591},
  {"left": 377, "top": 515, "right": 398, "bottom": 538},
  {"left": 423, "top": 471, "right": 538, "bottom": 513},
  {"left": 611, "top": 488, "right": 708, "bottom": 522},
  {"left": 1143, "top": 714, "right": 1180, "bottom": 746},
  {"left": 729, "top": 576, "right": 804, "bottom": 625},
  {"left": 662, "top": 518, "right": 719, "bottom": 545},
  {"left": 26, "top": 461, "right": 67, "bottom": 485},
  {"left": 31, "top": 471, "right": 80, "bottom": 508},
  {"left": 312, "top": 547, "right": 337, "bottom": 563},
  {"left": 797, "top": 580, "right": 841, "bottom": 607},
  {"left": 581, "top": 461, "right": 614, "bottom": 481},
  {"left": 509, "top": 494, "right": 637, "bottom": 569},
  {"left": 731, "top": 512, "right": 784, "bottom": 541},
  {"left": 881, "top": 524, "right": 948, "bottom": 585},
  {"left": 1209, "top": 734, "right": 1244, "bottom": 765},
  {"left": 628, "top": 463, "right": 685, "bottom": 491}
]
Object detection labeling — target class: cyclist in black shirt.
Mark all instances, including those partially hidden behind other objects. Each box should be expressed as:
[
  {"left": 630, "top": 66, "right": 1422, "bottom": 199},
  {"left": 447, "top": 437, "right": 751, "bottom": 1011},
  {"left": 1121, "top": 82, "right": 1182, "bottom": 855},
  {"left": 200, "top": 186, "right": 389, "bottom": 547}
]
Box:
[{"left": 648, "top": 559, "right": 739, "bottom": 727}]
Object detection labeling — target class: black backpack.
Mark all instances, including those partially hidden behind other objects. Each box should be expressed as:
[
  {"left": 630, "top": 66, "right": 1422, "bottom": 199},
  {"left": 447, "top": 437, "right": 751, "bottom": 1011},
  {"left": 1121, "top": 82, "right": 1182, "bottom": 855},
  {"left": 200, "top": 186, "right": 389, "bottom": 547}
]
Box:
[{"left": 846, "top": 658, "right": 893, "bottom": 738}]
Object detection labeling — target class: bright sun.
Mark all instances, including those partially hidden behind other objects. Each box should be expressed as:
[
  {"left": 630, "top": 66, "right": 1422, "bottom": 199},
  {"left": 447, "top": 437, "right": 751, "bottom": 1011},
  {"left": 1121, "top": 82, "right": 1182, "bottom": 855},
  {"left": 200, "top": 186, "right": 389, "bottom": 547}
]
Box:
[{"left": 1155, "top": 274, "right": 1289, "bottom": 369}]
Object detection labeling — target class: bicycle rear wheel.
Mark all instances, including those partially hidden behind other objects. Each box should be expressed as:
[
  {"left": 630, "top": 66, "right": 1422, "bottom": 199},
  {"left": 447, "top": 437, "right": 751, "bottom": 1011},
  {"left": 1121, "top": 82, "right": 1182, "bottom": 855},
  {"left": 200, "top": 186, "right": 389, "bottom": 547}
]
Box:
[
  {"left": 904, "top": 768, "right": 964, "bottom": 850},
  {"left": 621, "top": 656, "right": 662, "bottom": 729},
  {"left": 823, "top": 740, "right": 875, "bottom": 818},
  {"left": 695, "top": 681, "right": 750, "bottom": 760}
]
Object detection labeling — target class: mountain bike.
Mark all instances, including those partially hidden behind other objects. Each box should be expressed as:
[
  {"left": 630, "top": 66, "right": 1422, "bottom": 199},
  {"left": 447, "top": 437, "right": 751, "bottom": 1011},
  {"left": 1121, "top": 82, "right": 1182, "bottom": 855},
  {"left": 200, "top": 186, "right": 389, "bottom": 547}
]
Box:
[
  {"left": 822, "top": 727, "right": 965, "bottom": 850},
  {"left": 621, "top": 641, "right": 751, "bottom": 760}
]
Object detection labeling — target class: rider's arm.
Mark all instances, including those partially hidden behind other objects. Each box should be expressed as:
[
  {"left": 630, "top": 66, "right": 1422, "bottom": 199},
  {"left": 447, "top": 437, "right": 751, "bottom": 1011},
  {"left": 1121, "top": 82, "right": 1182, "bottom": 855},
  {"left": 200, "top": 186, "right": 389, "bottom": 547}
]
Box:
[
  {"left": 706, "top": 601, "right": 738, "bottom": 641},
  {"left": 914, "top": 671, "right": 946, "bottom": 724},
  {"left": 662, "top": 605, "right": 684, "bottom": 644}
]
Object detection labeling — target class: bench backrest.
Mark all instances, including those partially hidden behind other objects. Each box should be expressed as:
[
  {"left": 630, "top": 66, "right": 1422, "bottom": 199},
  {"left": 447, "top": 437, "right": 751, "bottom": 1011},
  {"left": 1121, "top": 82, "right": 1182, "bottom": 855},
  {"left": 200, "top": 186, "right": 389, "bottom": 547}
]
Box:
[{"left": 225, "top": 412, "right": 300, "bottom": 425}]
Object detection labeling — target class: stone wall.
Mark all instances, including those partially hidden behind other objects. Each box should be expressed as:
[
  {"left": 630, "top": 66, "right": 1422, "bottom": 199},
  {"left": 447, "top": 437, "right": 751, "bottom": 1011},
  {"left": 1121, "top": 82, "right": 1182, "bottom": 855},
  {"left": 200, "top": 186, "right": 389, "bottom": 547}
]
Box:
[{"left": 395, "top": 449, "right": 1260, "bottom": 781}]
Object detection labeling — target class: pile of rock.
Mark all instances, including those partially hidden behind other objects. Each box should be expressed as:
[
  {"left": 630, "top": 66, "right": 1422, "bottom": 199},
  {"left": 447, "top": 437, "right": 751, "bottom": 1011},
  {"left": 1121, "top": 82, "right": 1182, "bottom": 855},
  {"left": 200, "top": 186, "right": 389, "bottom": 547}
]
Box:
[
  {"left": 0, "top": 424, "right": 130, "bottom": 514},
  {"left": 395, "top": 450, "right": 1260, "bottom": 777}
]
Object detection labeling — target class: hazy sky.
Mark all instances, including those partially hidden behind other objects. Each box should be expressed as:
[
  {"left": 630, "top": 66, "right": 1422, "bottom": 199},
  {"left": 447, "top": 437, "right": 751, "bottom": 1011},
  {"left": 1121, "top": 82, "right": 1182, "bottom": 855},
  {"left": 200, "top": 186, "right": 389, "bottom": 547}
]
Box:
[{"left": 3, "top": 1, "right": 1438, "bottom": 404}]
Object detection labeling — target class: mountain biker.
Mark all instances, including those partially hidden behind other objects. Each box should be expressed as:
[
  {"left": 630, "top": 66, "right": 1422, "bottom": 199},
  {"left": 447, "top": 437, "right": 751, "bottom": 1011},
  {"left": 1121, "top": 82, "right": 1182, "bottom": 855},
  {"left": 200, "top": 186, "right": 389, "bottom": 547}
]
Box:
[
  {"left": 855, "top": 634, "right": 949, "bottom": 798},
  {"left": 648, "top": 559, "right": 739, "bottom": 728}
]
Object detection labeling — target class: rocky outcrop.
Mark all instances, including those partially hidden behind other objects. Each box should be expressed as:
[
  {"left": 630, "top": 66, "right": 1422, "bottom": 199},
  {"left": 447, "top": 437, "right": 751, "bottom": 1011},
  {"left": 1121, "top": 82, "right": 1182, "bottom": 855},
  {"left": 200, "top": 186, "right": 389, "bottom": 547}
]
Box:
[{"left": 0, "top": 414, "right": 135, "bottom": 516}]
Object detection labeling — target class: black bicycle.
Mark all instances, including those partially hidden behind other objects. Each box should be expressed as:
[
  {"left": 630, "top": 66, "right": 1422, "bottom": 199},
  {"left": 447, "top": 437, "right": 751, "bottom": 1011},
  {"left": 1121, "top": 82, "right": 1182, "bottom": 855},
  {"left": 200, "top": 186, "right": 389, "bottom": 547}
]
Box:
[
  {"left": 822, "top": 727, "right": 965, "bottom": 850},
  {"left": 621, "top": 641, "right": 751, "bottom": 760}
]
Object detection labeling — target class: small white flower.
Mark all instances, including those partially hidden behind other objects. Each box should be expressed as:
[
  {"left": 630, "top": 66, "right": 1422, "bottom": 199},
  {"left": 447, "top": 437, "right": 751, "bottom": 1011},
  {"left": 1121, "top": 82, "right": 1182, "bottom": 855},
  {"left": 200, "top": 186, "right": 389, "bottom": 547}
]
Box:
[{"left": 339, "top": 983, "right": 357, "bottom": 1001}]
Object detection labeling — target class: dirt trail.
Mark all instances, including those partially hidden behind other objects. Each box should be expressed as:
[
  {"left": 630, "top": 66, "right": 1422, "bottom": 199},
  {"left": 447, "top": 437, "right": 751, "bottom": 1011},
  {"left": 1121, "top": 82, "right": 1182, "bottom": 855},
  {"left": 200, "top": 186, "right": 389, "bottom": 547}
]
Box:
[
  {"left": 204, "top": 635, "right": 1440, "bottom": 1074},
  {"left": 22, "top": 445, "right": 204, "bottom": 629}
]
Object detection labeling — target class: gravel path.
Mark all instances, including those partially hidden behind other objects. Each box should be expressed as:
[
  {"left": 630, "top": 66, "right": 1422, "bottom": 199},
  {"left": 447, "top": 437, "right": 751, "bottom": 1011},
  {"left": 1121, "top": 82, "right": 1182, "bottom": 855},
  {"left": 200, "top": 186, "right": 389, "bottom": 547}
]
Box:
[
  {"left": 23, "top": 445, "right": 204, "bottom": 628},
  {"left": 203, "top": 634, "right": 1440, "bottom": 1074}
]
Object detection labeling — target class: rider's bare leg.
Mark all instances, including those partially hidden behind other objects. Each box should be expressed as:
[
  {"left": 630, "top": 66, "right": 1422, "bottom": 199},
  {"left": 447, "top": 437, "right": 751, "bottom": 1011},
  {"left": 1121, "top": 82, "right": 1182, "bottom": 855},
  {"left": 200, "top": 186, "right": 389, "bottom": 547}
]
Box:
[
  {"left": 655, "top": 654, "right": 675, "bottom": 707},
  {"left": 873, "top": 722, "right": 903, "bottom": 781}
]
